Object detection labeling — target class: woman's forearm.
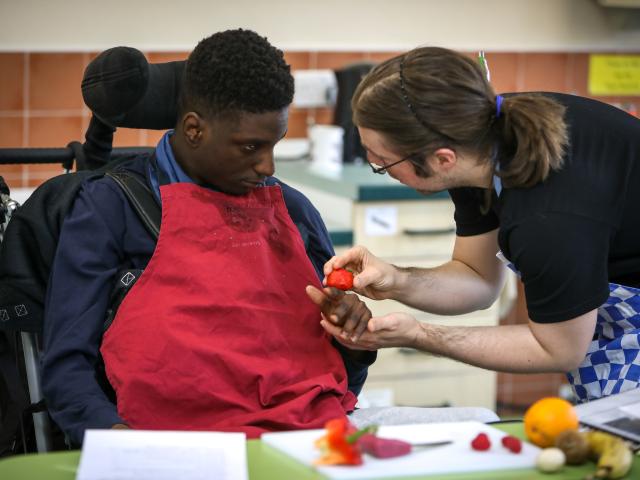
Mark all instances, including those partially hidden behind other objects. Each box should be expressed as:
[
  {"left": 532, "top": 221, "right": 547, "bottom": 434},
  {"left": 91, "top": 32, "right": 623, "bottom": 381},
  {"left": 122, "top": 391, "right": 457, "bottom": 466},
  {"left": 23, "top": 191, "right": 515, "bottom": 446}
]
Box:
[
  {"left": 411, "top": 313, "right": 595, "bottom": 373},
  {"left": 391, "top": 260, "right": 504, "bottom": 315}
]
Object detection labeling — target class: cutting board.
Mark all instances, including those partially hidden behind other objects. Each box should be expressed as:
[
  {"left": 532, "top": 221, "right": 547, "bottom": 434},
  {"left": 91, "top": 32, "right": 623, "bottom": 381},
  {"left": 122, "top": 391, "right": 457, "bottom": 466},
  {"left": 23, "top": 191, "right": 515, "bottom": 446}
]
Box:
[{"left": 261, "top": 421, "right": 540, "bottom": 479}]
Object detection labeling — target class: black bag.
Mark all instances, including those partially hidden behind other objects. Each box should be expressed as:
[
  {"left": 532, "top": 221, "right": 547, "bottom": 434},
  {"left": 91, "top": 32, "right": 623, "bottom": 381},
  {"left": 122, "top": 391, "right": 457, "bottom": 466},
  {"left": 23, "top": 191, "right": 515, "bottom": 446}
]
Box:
[{"left": 0, "top": 162, "right": 160, "bottom": 455}]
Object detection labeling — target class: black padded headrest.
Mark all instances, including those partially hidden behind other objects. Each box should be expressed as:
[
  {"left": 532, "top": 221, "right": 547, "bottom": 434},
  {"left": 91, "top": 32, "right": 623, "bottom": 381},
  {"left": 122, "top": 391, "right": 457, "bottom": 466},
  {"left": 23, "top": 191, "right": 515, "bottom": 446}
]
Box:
[{"left": 82, "top": 47, "right": 185, "bottom": 130}]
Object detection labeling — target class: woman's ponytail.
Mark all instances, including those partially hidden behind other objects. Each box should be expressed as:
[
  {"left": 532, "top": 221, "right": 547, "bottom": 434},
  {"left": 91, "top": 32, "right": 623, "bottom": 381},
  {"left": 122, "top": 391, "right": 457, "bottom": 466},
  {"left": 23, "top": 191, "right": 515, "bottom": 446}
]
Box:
[{"left": 496, "top": 95, "right": 568, "bottom": 188}]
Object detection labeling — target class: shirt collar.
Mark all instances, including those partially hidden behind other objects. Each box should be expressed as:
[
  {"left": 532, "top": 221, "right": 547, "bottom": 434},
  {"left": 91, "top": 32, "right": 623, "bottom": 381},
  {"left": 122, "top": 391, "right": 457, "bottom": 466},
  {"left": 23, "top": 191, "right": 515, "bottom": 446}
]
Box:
[{"left": 148, "top": 130, "right": 195, "bottom": 200}]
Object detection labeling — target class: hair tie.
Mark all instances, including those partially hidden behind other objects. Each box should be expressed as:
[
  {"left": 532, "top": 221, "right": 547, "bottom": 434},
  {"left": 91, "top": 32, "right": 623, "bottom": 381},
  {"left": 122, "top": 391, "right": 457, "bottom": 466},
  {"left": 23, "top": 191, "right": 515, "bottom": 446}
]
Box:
[{"left": 496, "top": 95, "right": 504, "bottom": 118}]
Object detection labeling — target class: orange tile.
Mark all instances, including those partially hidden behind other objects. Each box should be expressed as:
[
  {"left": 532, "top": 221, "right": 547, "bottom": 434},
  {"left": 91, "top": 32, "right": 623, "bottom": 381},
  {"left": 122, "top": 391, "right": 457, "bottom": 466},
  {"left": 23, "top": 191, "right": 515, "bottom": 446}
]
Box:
[
  {"left": 314, "top": 107, "right": 335, "bottom": 125},
  {"left": 521, "top": 53, "right": 570, "bottom": 93},
  {"left": 316, "top": 52, "right": 367, "bottom": 70},
  {"left": 568, "top": 53, "right": 589, "bottom": 96},
  {"left": 146, "top": 51, "right": 189, "bottom": 63},
  {"left": 0, "top": 163, "right": 23, "bottom": 174},
  {"left": 485, "top": 52, "right": 519, "bottom": 94},
  {"left": 0, "top": 117, "right": 24, "bottom": 147},
  {"left": 0, "top": 53, "right": 25, "bottom": 111},
  {"left": 1, "top": 165, "right": 25, "bottom": 190},
  {"left": 28, "top": 116, "right": 84, "bottom": 148},
  {"left": 144, "top": 129, "right": 167, "bottom": 147},
  {"left": 113, "top": 127, "right": 143, "bottom": 147},
  {"left": 366, "top": 51, "right": 403, "bottom": 65},
  {"left": 284, "top": 51, "right": 311, "bottom": 70},
  {"left": 286, "top": 109, "right": 309, "bottom": 138},
  {"left": 29, "top": 53, "right": 85, "bottom": 111},
  {"left": 0, "top": 164, "right": 23, "bottom": 180},
  {"left": 87, "top": 51, "right": 101, "bottom": 62},
  {"left": 25, "top": 163, "right": 67, "bottom": 187}
]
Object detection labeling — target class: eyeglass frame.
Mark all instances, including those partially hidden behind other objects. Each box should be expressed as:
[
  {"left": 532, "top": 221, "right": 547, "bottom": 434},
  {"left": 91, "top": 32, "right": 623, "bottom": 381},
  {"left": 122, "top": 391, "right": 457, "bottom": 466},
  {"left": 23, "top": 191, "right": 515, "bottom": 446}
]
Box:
[{"left": 366, "top": 150, "right": 419, "bottom": 175}]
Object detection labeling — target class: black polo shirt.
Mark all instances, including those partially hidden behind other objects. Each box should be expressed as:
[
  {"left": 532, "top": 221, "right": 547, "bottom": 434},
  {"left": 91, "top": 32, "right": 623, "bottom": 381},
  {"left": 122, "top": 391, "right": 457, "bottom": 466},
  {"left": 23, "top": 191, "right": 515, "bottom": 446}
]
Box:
[{"left": 450, "top": 93, "right": 640, "bottom": 323}]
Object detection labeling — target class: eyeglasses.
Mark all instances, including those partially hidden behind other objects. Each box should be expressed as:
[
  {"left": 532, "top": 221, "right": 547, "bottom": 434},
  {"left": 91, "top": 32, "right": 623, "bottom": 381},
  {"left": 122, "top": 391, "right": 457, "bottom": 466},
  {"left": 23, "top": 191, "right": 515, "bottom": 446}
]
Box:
[{"left": 366, "top": 151, "right": 417, "bottom": 175}]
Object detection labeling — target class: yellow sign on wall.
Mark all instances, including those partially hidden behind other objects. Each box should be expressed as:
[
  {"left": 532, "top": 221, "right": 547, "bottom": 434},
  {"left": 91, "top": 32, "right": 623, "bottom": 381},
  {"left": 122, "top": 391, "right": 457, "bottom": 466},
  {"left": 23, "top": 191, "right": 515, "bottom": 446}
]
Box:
[{"left": 589, "top": 55, "right": 640, "bottom": 96}]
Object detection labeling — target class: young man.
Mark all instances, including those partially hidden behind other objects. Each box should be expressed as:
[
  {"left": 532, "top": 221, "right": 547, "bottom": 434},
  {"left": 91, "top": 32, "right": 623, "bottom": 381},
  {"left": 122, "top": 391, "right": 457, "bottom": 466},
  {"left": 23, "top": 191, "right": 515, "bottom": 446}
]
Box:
[{"left": 42, "top": 29, "right": 375, "bottom": 446}]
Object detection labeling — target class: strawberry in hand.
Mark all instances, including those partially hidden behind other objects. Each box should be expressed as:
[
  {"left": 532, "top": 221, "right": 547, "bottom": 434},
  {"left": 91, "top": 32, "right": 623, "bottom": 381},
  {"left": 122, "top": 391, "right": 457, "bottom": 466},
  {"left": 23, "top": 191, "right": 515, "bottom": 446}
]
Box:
[{"left": 326, "top": 268, "right": 354, "bottom": 291}]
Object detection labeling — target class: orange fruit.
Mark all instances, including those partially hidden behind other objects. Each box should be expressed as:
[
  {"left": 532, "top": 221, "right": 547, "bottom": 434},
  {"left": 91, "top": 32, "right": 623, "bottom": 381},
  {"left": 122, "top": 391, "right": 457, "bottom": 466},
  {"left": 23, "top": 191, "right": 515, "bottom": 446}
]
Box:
[{"left": 523, "top": 397, "right": 579, "bottom": 448}]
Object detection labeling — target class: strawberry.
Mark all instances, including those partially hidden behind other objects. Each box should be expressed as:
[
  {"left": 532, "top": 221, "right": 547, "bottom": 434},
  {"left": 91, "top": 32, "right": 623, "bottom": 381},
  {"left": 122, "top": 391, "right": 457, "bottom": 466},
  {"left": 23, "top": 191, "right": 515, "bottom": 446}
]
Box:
[
  {"left": 471, "top": 433, "right": 491, "bottom": 451},
  {"left": 501, "top": 435, "right": 522, "bottom": 453},
  {"left": 326, "top": 268, "right": 354, "bottom": 291}
]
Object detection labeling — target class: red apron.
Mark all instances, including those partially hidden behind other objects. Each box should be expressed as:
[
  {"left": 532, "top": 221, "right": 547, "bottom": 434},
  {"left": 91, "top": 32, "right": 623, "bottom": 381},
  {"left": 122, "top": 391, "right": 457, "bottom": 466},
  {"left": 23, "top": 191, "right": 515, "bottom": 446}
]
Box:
[{"left": 100, "top": 183, "right": 356, "bottom": 437}]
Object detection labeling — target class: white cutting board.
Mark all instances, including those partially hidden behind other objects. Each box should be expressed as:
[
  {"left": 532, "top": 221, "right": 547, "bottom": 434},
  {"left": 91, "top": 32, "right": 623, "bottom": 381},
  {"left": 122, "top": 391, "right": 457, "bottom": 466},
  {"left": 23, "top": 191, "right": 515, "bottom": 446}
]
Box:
[{"left": 262, "top": 421, "right": 540, "bottom": 479}]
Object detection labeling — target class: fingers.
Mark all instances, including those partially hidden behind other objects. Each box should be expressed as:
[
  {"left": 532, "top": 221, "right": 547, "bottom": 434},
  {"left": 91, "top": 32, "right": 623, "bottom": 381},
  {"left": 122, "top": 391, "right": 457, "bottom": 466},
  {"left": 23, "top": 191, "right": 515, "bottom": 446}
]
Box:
[
  {"left": 351, "top": 308, "right": 371, "bottom": 341},
  {"left": 367, "top": 315, "right": 395, "bottom": 332},
  {"left": 306, "top": 285, "right": 346, "bottom": 325},
  {"left": 305, "top": 285, "right": 326, "bottom": 307},
  {"left": 320, "top": 319, "right": 372, "bottom": 351},
  {"left": 338, "top": 297, "right": 371, "bottom": 342},
  {"left": 320, "top": 318, "right": 344, "bottom": 337},
  {"left": 351, "top": 268, "right": 379, "bottom": 291},
  {"left": 323, "top": 246, "right": 368, "bottom": 277}
]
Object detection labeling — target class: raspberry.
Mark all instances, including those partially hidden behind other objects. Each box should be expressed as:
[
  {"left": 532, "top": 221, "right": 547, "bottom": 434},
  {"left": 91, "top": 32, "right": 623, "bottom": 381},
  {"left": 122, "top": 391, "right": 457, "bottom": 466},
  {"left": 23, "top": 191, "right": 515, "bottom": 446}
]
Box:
[
  {"left": 471, "top": 432, "right": 491, "bottom": 451},
  {"left": 501, "top": 435, "right": 523, "bottom": 453}
]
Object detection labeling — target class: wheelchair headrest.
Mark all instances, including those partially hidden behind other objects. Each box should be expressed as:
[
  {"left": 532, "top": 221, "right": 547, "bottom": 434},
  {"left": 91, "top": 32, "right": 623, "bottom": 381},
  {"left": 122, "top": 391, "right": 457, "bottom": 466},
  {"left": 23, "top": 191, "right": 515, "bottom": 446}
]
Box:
[{"left": 82, "top": 47, "right": 185, "bottom": 130}]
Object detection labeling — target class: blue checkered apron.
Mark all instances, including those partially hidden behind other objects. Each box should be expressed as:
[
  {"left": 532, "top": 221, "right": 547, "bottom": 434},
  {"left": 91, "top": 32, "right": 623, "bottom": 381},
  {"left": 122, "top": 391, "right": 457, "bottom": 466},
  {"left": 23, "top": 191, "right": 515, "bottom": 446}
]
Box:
[
  {"left": 496, "top": 243, "right": 640, "bottom": 404},
  {"left": 566, "top": 283, "right": 640, "bottom": 403}
]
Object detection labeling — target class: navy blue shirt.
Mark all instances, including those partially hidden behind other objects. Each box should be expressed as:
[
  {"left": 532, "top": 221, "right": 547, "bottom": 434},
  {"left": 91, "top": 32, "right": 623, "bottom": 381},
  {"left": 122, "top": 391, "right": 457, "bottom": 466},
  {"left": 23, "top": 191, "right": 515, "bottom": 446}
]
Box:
[{"left": 42, "top": 145, "right": 374, "bottom": 446}]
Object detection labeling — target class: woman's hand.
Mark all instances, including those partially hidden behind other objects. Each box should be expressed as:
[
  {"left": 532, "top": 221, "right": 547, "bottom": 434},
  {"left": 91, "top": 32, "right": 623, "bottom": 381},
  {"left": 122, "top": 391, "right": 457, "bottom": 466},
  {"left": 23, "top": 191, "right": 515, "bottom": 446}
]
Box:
[
  {"left": 324, "top": 246, "right": 398, "bottom": 301},
  {"left": 306, "top": 285, "right": 371, "bottom": 343},
  {"left": 320, "top": 311, "right": 423, "bottom": 351}
]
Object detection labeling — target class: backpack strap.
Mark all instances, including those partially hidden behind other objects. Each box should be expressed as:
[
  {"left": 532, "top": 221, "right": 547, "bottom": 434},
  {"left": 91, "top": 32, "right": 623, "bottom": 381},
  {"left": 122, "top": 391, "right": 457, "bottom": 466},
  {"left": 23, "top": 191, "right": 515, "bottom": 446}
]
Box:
[
  {"left": 102, "top": 171, "right": 161, "bottom": 333},
  {"left": 105, "top": 171, "right": 161, "bottom": 240}
]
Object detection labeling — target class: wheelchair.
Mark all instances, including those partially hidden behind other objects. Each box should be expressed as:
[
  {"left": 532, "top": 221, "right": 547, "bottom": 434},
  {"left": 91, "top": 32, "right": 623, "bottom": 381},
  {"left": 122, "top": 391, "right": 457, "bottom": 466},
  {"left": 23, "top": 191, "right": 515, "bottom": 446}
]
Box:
[{"left": 0, "top": 47, "right": 183, "bottom": 454}]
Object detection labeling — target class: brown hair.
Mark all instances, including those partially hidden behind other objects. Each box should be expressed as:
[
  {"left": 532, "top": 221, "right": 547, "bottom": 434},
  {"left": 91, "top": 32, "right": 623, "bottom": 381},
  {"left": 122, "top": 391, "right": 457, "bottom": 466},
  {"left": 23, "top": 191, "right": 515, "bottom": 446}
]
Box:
[{"left": 352, "top": 47, "right": 568, "bottom": 188}]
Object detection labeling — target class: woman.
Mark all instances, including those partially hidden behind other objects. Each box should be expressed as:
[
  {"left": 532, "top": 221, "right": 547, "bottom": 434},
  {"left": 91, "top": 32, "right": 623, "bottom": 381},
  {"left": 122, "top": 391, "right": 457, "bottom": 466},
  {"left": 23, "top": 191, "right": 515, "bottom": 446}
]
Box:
[{"left": 306, "top": 46, "right": 640, "bottom": 402}]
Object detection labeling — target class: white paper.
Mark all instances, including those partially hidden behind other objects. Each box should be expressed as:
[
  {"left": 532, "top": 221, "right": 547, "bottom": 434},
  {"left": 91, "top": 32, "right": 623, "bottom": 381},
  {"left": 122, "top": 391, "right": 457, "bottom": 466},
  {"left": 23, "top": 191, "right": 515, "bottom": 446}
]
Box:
[
  {"left": 262, "top": 421, "right": 540, "bottom": 480},
  {"left": 76, "top": 430, "right": 247, "bottom": 480},
  {"left": 364, "top": 206, "right": 398, "bottom": 237}
]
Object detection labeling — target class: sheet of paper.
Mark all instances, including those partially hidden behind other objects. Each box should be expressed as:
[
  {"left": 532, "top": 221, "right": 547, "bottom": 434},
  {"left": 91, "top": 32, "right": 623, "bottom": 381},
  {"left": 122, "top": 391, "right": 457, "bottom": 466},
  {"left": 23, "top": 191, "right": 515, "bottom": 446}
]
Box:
[
  {"left": 76, "top": 430, "right": 247, "bottom": 480},
  {"left": 364, "top": 206, "right": 398, "bottom": 237}
]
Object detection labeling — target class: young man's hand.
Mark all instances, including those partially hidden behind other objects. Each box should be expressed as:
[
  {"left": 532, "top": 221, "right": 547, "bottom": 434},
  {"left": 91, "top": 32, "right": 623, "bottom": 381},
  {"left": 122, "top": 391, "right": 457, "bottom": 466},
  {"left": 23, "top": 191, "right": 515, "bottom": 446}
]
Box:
[
  {"left": 320, "top": 311, "right": 422, "bottom": 351},
  {"left": 306, "top": 285, "right": 371, "bottom": 343}
]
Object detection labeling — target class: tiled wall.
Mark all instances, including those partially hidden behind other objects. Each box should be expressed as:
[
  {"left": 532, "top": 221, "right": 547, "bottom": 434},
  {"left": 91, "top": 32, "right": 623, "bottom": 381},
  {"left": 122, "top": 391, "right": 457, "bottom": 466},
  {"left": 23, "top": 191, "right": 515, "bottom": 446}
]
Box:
[
  {"left": 2, "top": 50, "right": 638, "bottom": 189},
  {"left": 1, "top": 49, "right": 638, "bottom": 415}
]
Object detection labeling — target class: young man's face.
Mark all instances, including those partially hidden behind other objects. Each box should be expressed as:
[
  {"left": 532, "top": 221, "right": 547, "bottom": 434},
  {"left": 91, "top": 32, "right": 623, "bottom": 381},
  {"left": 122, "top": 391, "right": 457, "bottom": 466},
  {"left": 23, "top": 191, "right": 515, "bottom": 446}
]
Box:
[{"left": 180, "top": 108, "right": 289, "bottom": 195}]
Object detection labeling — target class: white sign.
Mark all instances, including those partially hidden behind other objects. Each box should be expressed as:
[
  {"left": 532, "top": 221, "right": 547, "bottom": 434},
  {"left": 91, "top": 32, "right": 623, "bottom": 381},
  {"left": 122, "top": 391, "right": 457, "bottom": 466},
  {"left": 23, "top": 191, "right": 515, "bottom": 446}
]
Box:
[{"left": 364, "top": 206, "right": 398, "bottom": 237}]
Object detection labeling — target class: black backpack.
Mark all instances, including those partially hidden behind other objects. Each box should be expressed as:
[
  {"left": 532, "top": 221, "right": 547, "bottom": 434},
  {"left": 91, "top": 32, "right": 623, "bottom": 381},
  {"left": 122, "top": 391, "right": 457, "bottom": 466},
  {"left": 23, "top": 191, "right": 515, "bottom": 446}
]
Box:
[{"left": 0, "top": 158, "right": 161, "bottom": 455}]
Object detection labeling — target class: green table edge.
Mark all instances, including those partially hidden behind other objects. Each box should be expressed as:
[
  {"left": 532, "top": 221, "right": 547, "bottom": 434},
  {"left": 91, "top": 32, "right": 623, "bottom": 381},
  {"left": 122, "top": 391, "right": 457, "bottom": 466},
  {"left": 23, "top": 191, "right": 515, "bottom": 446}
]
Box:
[{"left": 1, "top": 422, "right": 638, "bottom": 480}]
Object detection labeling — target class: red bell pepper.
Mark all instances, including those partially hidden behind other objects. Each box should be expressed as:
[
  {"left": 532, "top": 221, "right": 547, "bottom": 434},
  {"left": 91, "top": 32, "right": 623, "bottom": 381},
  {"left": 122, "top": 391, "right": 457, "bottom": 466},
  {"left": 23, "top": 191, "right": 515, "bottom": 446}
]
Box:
[{"left": 314, "top": 417, "right": 363, "bottom": 466}]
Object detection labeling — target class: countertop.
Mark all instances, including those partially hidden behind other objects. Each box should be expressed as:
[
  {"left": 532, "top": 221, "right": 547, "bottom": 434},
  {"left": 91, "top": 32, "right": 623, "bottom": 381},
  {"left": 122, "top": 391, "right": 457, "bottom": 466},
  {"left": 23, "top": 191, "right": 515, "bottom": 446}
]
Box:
[{"left": 274, "top": 159, "right": 449, "bottom": 202}]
